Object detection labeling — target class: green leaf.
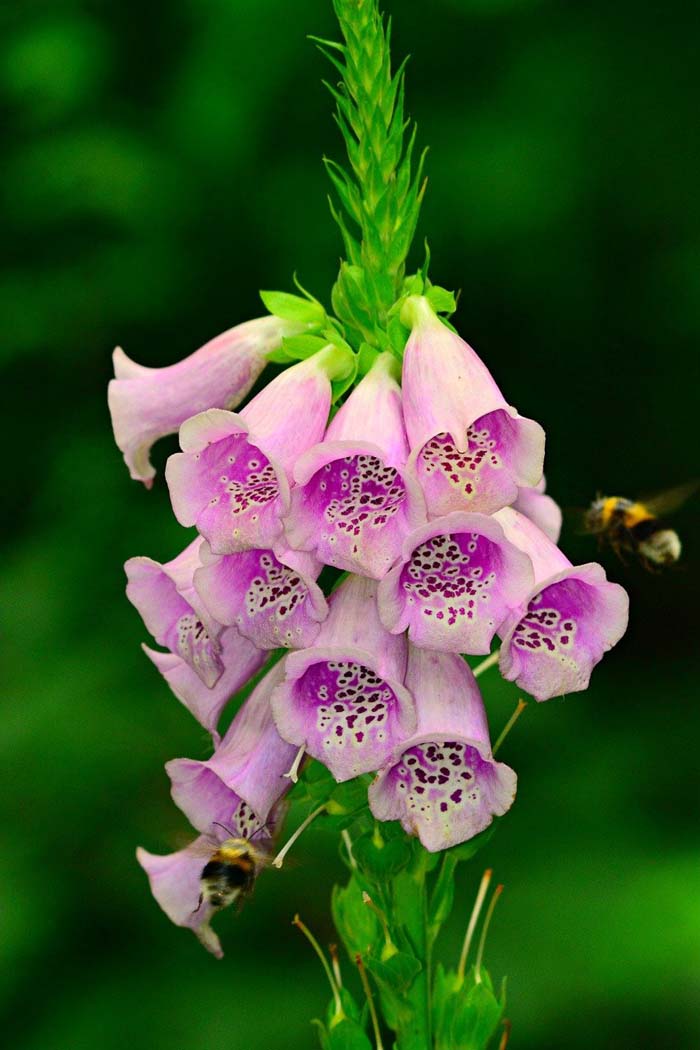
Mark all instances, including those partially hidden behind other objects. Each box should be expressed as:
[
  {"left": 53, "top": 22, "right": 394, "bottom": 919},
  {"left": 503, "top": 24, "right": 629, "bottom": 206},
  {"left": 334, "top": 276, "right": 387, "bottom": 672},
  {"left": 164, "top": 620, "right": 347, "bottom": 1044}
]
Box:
[
  {"left": 450, "top": 980, "right": 504, "bottom": 1050},
  {"left": 332, "top": 876, "right": 380, "bottom": 958},
  {"left": 365, "top": 950, "right": 421, "bottom": 995},
  {"left": 325, "top": 1019, "right": 373, "bottom": 1050},
  {"left": 259, "top": 289, "right": 326, "bottom": 325},
  {"left": 281, "top": 334, "right": 330, "bottom": 359},
  {"left": 352, "top": 831, "right": 412, "bottom": 881}
]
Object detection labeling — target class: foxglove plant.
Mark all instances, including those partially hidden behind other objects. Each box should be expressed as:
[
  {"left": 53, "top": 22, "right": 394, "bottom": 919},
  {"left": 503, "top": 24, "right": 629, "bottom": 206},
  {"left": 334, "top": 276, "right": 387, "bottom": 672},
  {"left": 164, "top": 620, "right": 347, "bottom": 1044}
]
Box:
[{"left": 111, "top": 1, "right": 629, "bottom": 1046}]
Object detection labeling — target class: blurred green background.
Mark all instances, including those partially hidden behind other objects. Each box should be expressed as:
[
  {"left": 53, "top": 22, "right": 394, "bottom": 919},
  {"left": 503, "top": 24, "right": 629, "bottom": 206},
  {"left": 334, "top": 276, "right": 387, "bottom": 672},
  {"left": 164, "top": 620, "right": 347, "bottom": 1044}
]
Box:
[{"left": 2, "top": 0, "right": 699, "bottom": 1047}]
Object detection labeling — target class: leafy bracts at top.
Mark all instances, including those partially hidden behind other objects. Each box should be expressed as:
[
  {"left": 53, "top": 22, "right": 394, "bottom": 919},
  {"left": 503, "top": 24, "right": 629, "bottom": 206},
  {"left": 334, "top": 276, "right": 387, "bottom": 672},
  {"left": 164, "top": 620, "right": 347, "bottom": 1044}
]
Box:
[{"left": 318, "top": 0, "right": 427, "bottom": 348}]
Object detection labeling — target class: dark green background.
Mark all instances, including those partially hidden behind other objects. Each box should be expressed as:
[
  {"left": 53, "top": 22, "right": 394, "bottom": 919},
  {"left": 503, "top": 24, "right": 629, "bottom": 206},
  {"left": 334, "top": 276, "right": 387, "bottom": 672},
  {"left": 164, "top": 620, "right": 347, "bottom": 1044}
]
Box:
[{"left": 2, "top": 0, "right": 698, "bottom": 1047}]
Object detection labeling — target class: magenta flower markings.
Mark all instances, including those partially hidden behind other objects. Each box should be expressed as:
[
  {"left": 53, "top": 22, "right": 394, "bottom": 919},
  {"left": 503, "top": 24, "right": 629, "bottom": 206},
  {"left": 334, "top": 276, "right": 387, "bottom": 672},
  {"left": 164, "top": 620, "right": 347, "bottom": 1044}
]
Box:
[
  {"left": 112, "top": 291, "right": 628, "bottom": 956},
  {"left": 400, "top": 296, "right": 546, "bottom": 517},
  {"left": 286, "top": 351, "right": 426, "bottom": 579}
]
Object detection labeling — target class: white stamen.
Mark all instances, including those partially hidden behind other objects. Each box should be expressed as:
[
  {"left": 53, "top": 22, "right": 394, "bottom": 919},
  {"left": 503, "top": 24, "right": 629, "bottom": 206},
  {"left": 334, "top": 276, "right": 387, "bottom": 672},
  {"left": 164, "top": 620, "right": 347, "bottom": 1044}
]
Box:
[
  {"left": 272, "top": 803, "right": 326, "bottom": 869},
  {"left": 283, "top": 744, "right": 307, "bottom": 783},
  {"left": 473, "top": 649, "right": 500, "bottom": 677}
]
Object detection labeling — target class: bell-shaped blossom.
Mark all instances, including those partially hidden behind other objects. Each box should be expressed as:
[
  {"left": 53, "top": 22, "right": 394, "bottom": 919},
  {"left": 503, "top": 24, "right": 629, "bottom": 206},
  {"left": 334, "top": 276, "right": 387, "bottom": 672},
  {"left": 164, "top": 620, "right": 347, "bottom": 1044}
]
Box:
[
  {"left": 109, "top": 316, "right": 298, "bottom": 487},
  {"left": 271, "top": 575, "right": 416, "bottom": 782},
  {"left": 400, "top": 296, "right": 545, "bottom": 516},
  {"left": 125, "top": 538, "right": 224, "bottom": 687},
  {"left": 142, "top": 628, "right": 266, "bottom": 741},
  {"left": 284, "top": 353, "right": 426, "bottom": 578},
  {"left": 165, "top": 346, "right": 351, "bottom": 554},
  {"left": 494, "top": 507, "right": 629, "bottom": 701},
  {"left": 166, "top": 659, "right": 297, "bottom": 837},
  {"left": 369, "top": 647, "right": 517, "bottom": 852},
  {"left": 378, "top": 512, "right": 534, "bottom": 655},
  {"left": 136, "top": 835, "right": 229, "bottom": 958},
  {"left": 193, "top": 542, "right": 328, "bottom": 650},
  {"left": 512, "top": 478, "right": 562, "bottom": 544}
]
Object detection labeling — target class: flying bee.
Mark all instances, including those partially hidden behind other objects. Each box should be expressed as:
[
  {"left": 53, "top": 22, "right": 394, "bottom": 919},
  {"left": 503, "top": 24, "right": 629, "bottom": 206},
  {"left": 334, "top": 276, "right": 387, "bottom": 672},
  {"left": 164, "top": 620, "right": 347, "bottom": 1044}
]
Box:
[
  {"left": 195, "top": 823, "right": 271, "bottom": 915},
  {"left": 582, "top": 482, "right": 697, "bottom": 570}
]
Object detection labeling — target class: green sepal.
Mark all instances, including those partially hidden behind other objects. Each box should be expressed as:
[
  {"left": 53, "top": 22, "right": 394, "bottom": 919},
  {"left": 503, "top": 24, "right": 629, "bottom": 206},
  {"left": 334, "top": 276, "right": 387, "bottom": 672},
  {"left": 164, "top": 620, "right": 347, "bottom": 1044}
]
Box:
[
  {"left": 324, "top": 1018, "right": 373, "bottom": 1050},
  {"left": 386, "top": 314, "right": 409, "bottom": 358},
  {"left": 452, "top": 977, "right": 504, "bottom": 1050},
  {"left": 312, "top": 1017, "right": 329, "bottom": 1050},
  {"left": 280, "top": 333, "right": 330, "bottom": 360},
  {"left": 288, "top": 763, "right": 370, "bottom": 829},
  {"left": 365, "top": 950, "right": 422, "bottom": 996},
  {"left": 326, "top": 775, "right": 372, "bottom": 827},
  {"left": 365, "top": 951, "right": 423, "bottom": 1030},
  {"left": 352, "top": 831, "right": 412, "bottom": 881},
  {"left": 259, "top": 289, "right": 326, "bottom": 325},
  {"left": 356, "top": 341, "right": 380, "bottom": 377},
  {"left": 330, "top": 350, "right": 358, "bottom": 404},
  {"left": 426, "top": 284, "right": 457, "bottom": 315},
  {"left": 331, "top": 877, "right": 381, "bottom": 958},
  {"left": 433, "top": 965, "right": 506, "bottom": 1050}
]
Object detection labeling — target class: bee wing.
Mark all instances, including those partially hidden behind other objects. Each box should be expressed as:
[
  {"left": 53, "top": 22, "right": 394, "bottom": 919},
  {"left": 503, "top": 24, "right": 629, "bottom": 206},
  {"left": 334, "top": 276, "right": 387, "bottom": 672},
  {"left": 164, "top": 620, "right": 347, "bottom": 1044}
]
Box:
[{"left": 641, "top": 480, "right": 699, "bottom": 517}]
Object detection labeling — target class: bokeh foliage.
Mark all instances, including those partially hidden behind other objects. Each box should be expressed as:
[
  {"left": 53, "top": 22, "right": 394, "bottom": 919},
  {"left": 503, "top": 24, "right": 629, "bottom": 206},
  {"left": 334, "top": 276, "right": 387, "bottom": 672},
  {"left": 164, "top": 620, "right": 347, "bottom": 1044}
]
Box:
[{"left": 1, "top": 1, "right": 699, "bottom": 1048}]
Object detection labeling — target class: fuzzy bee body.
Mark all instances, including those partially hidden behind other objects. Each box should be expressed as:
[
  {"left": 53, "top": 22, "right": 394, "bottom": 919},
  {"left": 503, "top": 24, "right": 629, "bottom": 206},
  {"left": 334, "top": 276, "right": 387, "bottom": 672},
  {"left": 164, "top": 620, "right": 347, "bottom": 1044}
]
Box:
[
  {"left": 197, "top": 837, "right": 269, "bottom": 914},
  {"left": 583, "top": 483, "right": 696, "bottom": 570}
]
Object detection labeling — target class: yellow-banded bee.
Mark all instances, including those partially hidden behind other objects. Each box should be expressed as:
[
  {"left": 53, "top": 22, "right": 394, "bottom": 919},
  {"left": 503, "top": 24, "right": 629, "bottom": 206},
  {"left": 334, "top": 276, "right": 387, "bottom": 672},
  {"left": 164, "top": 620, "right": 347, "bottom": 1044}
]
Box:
[
  {"left": 195, "top": 824, "right": 271, "bottom": 915},
  {"left": 583, "top": 482, "right": 697, "bottom": 570}
]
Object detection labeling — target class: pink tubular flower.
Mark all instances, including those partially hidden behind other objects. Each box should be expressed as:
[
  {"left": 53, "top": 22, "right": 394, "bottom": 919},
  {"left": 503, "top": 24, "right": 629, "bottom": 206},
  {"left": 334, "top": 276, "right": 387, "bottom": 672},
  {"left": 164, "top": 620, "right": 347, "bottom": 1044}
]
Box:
[
  {"left": 125, "top": 538, "right": 224, "bottom": 687},
  {"left": 271, "top": 575, "right": 416, "bottom": 782},
  {"left": 165, "top": 345, "right": 352, "bottom": 554},
  {"left": 137, "top": 661, "right": 295, "bottom": 958},
  {"left": 108, "top": 316, "right": 298, "bottom": 487},
  {"left": 494, "top": 507, "right": 629, "bottom": 701},
  {"left": 284, "top": 352, "right": 426, "bottom": 578},
  {"left": 136, "top": 836, "right": 229, "bottom": 958},
  {"left": 142, "top": 629, "right": 266, "bottom": 741},
  {"left": 369, "top": 646, "right": 517, "bottom": 852},
  {"left": 512, "top": 478, "right": 562, "bottom": 544},
  {"left": 166, "top": 659, "right": 296, "bottom": 838},
  {"left": 378, "top": 512, "right": 534, "bottom": 655},
  {"left": 193, "top": 542, "right": 328, "bottom": 650},
  {"left": 400, "top": 296, "right": 545, "bottom": 516}
]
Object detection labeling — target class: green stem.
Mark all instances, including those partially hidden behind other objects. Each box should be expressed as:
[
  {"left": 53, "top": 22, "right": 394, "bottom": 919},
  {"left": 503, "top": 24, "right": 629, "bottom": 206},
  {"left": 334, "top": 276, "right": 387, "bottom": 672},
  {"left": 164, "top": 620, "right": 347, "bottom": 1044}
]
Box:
[{"left": 392, "top": 854, "right": 432, "bottom": 1050}]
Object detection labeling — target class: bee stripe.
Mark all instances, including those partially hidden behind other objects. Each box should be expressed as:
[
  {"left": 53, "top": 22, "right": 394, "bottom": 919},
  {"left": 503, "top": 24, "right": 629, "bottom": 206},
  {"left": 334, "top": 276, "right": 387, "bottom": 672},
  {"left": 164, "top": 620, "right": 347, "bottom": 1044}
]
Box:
[{"left": 622, "top": 502, "right": 655, "bottom": 528}]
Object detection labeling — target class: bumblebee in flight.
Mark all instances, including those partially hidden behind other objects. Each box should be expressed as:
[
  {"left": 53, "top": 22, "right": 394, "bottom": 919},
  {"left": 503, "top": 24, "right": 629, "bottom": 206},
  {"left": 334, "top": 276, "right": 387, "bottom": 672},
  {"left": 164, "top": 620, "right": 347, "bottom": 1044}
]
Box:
[
  {"left": 195, "top": 826, "right": 271, "bottom": 915},
  {"left": 583, "top": 482, "right": 697, "bottom": 570}
]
